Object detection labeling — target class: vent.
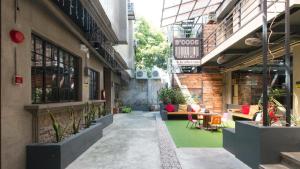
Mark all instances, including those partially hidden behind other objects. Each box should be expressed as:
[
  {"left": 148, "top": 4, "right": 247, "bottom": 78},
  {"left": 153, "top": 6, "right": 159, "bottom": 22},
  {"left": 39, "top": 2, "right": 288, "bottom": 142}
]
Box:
[
  {"left": 207, "top": 12, "right": 216, "bottom": 24},
  {"left": 151, "top": 68, "right": 161, "bottom": 79},
  {"left": 245, "top": 37, "right": 261, "bottom": 47},
  {"left": 135, "top": 70, "right": 148, "bottom": 79}
]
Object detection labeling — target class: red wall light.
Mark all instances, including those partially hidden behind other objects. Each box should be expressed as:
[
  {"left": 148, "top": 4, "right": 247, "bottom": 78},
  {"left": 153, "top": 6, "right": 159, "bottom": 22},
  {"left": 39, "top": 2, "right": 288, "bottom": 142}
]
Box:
[{"left": 10, "top": 29, "right": 25, "bottom": 44}]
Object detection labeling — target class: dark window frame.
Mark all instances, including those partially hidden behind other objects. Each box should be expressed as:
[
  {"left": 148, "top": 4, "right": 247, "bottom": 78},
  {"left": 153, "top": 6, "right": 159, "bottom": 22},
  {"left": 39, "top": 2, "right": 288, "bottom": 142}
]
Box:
[
  {"left": 31, "top": 34, "right": 80, "bottom": 104},
  {"left": 88, "top": 68, "right": 99, "bottom": 100}
]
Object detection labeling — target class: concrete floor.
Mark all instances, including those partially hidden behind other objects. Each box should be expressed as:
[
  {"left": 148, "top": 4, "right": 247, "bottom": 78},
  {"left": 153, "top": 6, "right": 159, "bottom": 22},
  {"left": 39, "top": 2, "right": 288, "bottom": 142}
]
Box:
[
  {"left": 66, "top": 111, "right": 161, "bottom": 169},
  {"left": 66, "top": 111, "right": 250, "bottom": 169},
  {"left": 176, "top": 148, "right": 250, "bottom": 169}
]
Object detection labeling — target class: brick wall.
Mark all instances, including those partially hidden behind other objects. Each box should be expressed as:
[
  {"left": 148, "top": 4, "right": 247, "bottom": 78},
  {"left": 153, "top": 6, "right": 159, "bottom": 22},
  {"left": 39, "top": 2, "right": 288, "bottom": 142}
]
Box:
[
  {"left": 173, "top": 73, "right": 223, "bottom": 113},
  {"left": 232, "top": 73, "right": 263, "bottom": 105},
  {"left": 202, "top": 23, "right": 218, "bottom": 56}
]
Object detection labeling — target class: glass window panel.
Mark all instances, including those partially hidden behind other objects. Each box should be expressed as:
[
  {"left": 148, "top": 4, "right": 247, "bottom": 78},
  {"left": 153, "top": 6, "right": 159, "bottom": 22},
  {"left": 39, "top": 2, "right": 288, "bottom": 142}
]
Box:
[
  {"left": 33, "top": 88, "right": 43, "bottom": 103},
  {"left": 53, "top": 47, "right": 58, "bottom": 61},
  {"left": 35, "top": 38, "right": 43, "bottom": 54},
  {"left": 64, "top": 53, "right": 69, "bottom": 65},
  {"left": 164, "top": 0, "right": 181, "bottom": 8},
  {"left": 31, "top": 38, "right": 35, "bottom": 52},
  {"left": 163, "top": 6, "right": 179, "bottom": 18},
  {"left": 178, "top": 1, "right": 195, "bottom": 14},
  {"left": 45, "top": 43, "right": 52, "bottom": 58},
  {"left": 31, "top": 34, "right": 79, "bottom": 103},
  {"left": 59, "top": 50, "right": 64, "bottom": 63},
  {"left": 45, "top": 69, "right": 57, "bottom": 88}
]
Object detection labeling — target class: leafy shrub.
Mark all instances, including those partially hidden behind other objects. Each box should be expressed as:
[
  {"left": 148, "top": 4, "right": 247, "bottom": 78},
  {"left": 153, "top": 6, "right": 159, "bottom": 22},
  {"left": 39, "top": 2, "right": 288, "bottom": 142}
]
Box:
[
  {"left": 158, "top": 87, "right": 186, "bottom": 104},
  {"left": 49, "top": 111, "right": 70, "bottom": 143},
  {"left": 69, "top": 107, "right": 81, "bottom": 134},
  {"left": 122, "top": 106, "right": 132, "bottom": 113}
]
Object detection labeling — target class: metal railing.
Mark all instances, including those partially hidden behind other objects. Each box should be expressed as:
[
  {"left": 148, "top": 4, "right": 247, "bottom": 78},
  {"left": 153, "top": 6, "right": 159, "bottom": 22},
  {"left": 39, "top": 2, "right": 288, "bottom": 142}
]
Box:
[
  {"left": 52, "top": 0, "right": 122, "bottom": 70},
  {"left": 202, "top": 0, "right": 285, "bottom": 56}
]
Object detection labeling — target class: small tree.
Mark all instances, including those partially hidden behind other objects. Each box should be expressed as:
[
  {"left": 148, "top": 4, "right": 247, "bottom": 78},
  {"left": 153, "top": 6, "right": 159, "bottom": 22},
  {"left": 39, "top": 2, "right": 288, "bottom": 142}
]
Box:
[{"left": 135, "top": 18, "right": 170, "bottom": 70}]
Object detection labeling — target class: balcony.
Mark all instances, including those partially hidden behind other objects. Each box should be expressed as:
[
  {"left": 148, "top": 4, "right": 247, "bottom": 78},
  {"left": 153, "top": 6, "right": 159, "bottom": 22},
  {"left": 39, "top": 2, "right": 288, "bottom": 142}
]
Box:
[
  {"left": 201, "top": 0, "right": 297, "bottom": 65},
  {"left": 128, "top": 3, "right": 135, "bottom": 20}
]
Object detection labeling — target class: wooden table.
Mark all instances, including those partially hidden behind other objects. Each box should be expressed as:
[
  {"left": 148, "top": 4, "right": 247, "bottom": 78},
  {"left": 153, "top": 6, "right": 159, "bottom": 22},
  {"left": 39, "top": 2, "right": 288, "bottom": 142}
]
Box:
[{"left": 197, "top": 112, "right": 219, "bottom": 129}]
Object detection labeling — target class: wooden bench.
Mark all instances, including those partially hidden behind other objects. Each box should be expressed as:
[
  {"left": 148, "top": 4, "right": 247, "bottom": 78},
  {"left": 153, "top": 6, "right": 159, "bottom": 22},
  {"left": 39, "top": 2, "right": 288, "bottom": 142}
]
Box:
[
  {"left": 229, "top": 105, "right": 259, "bottom": 121},
  {"left": 167, "top": 111, "right": 197, "bottom": 115}
]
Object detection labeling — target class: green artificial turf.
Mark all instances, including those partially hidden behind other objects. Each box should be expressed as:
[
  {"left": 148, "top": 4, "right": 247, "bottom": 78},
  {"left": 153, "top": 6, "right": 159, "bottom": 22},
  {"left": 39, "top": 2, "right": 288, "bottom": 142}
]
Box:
[{"left": 165, "top": 120, "right": 235, "bottom": 148}]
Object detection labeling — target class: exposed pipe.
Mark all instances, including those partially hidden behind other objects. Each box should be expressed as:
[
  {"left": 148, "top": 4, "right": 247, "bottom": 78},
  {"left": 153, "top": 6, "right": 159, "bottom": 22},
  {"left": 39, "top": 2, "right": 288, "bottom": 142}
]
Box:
[
  {"left": 262, "top": 0, "right": 269, "bottom": 126},
  {"left": 285, "top": 0, "right": 291, "bottom": 126}
]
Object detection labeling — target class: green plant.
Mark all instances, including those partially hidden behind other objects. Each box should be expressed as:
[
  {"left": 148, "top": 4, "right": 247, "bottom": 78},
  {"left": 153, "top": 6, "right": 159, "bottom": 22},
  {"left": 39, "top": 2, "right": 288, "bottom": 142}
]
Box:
[
  {"left": 122, "top": 106, "right": 132, "bottom": 113},
  {"left": 158, "top": 87, "right": 186, "bottom": 104},
  {"left": 172, "top": 88, "right": 187, "bottom": 104},
  {"left": 49, "top": 111, "right": 69, "bottom": 143},
  {"left": 258, "top": 88, "right": 286, "bottom": 125},
  {"left": 90, "top": 103, "right": 97, "bottom": 121},
  {"left": 97, "top": 105, "right": 103, "bottom": 118},
  {"left": 69, "top": 108, "right": 81, "bottom": 134},
  {"left": 83, "top": 103, "right": 93, "bottom": 128}
]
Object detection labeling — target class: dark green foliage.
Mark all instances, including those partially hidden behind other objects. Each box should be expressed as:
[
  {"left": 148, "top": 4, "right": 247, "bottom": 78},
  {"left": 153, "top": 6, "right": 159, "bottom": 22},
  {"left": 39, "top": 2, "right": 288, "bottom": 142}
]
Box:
[
  {"left": 122, "top": 106, "right": 132, "bottom": 113},
  {"left": 69, "top": 108, "right": 81, "bottom": 134},
  {"left": 135, "top": 18, "right": 170, "bottom": 70},
  {"left": 83, "top": 103, "right": 93, "bottom": 128},
  {"left": 158, "top": 87, "right": 186, "bottom": 104},
  {"left": 49, "top": 111, "right": 69, "bottom": 143}
]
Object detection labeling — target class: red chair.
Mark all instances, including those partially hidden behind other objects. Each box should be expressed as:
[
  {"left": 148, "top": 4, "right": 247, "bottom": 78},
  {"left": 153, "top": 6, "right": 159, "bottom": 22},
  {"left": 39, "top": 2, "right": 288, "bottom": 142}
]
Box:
[{"left": 186, "top": 113, "right": 198, "bottom": 128}]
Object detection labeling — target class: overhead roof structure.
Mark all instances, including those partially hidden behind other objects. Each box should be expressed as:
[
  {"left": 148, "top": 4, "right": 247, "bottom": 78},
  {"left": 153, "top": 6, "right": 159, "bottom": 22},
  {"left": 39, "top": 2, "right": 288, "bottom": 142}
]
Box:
[{"left": 161, "top": 0, "right": 224, "bottom": 27}]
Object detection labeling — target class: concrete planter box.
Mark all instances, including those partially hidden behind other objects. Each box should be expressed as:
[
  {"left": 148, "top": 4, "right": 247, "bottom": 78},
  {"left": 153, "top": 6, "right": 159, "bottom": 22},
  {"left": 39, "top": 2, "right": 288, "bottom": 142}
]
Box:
[
  {"left": 92, "top": 114, "right": 113, "bottom": 127},
  {"left": 223, "top": 121, "right": 300, "bottom": 169},
  {"left": 27, "top": 114, "right": 113, "bottom": 169},
  {"left": 159, "top": 104, "right": 168, "bottom": 120}
]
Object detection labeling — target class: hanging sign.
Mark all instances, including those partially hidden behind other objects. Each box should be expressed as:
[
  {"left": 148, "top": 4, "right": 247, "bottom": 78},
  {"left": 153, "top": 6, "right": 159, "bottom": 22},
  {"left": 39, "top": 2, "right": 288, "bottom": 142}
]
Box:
[{"left": 173, "top": 38, "right": 201, "bottom": 66}]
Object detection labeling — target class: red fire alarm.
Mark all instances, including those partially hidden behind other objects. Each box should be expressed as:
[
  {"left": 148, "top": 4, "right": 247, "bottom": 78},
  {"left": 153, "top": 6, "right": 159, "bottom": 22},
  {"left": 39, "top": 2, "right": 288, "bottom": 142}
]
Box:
[
  {"left": 15, "top": 75, "right": 23, "bottom": 85},
  {"left": 10, "top": 29, "right": 25, "bottom": 44}
]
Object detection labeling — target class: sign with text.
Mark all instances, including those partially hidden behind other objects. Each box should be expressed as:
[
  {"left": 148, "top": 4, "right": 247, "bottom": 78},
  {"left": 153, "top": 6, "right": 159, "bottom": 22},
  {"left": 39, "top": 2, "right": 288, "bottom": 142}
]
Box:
[
  {"left": 173, "top": 38, "right": 201, "bottom": 60},
  {"left": 172, "top": 59, "right": 201, "bottom": 66}
]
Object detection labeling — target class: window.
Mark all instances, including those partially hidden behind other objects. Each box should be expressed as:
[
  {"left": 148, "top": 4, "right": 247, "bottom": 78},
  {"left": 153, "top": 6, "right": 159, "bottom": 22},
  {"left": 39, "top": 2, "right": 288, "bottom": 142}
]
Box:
[
  {"left": 89, "top": 69, "right": 99, "bottom": 100},
  {"left": 31, "top": 34, "right": 79, "bottom": 104}
]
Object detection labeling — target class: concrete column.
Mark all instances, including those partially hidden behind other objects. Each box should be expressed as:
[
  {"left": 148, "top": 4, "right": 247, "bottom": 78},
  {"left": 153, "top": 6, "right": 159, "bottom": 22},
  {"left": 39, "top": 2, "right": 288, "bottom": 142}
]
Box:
[
  {"left": 223, "top": 71, "right": 232, "bottom": 111},
  {"left": 292, "top": 44, "right": 300, "bottom": 115}
]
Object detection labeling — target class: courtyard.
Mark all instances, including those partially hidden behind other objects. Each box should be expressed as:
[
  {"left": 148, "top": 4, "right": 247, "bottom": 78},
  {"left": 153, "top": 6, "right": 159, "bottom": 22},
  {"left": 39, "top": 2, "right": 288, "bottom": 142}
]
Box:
[
  {"left": 1, "top": 0, "right": 300, "bottom": 169},
  {"left": 66, "top": 111, "right": 249, "bottom": 169}
]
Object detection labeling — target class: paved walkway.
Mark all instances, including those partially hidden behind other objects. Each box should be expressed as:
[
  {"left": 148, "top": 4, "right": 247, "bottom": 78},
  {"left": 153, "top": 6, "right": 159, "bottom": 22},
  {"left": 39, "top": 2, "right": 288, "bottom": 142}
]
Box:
[
  {"left": 67, "top": 111, "right": 250, "bottom": 169},
  {"left": 67, "top": 111, "right": 160, "bottom": 169}
]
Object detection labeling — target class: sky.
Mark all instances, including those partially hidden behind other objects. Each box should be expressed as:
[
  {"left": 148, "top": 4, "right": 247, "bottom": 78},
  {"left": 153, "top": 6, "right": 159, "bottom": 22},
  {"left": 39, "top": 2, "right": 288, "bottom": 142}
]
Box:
[{"left": 131, "top": 0, "right": 163, "bottom": 29}]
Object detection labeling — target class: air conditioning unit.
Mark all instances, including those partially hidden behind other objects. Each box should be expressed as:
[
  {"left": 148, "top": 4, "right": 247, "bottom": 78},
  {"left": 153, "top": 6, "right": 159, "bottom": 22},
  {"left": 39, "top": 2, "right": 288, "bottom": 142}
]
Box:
[
  {"left": 207, "top": 12, "right": 216, "bottom": 24},
  {"left": 135, "top": 70, "right": 148, "bottom": 79},
  {"left": 151, "top": 70, "right": 160, "bottom": 79}
]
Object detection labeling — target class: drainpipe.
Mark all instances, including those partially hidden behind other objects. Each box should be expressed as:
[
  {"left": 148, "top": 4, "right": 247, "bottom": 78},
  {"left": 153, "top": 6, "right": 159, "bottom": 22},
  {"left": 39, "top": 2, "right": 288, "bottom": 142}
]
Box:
[
  {"left": 262, "top": 0, "right": 269, "bottom": 126},
  {"left": 285, "top": 0, "right": 291, "bottom": 126}
]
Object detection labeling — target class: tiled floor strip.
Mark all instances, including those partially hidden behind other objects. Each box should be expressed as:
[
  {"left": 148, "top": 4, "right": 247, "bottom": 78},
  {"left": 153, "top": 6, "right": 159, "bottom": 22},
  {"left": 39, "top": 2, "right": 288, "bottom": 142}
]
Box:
[{"left": 156, "top": 113, "right": 182, "bottom": 169}]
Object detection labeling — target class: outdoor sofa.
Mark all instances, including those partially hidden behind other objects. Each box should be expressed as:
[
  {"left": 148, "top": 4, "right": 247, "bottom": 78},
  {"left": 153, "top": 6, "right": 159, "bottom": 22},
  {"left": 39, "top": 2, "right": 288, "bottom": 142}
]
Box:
[{"left": 229, "top": 105, "right": 259, "bottom": 121}]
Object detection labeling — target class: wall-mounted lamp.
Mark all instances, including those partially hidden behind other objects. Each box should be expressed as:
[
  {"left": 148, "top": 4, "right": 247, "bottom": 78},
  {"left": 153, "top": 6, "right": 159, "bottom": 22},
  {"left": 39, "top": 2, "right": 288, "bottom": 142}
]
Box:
[{"left": 10, "top": 29, "right": 24, "bottom": 44}]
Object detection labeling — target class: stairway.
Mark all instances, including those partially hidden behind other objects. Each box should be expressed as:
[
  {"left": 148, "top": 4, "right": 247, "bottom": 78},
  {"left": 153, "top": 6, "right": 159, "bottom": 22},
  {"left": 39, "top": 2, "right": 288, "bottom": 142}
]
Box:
[{"left": 260, "top": 152, "right": 300, "bottom": 169}]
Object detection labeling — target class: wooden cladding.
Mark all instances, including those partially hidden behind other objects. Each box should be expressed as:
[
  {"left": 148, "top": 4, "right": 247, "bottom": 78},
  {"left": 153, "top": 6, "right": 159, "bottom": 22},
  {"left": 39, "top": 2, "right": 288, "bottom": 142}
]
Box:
[{"left": 173, "top": 73, "right": 224, "bottom": 113}]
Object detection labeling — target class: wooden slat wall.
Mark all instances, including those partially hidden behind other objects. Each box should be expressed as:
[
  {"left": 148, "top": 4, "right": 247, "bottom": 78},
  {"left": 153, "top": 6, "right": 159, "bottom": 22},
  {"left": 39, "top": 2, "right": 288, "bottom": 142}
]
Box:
[{"left": 173, "top": 73, "right": 224, "bottom": 113}]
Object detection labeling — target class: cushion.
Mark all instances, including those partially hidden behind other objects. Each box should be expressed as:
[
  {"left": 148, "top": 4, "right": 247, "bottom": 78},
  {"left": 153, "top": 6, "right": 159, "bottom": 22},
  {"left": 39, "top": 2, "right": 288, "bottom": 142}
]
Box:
[
  {"left": 178, "top": 104, "right": 188, "bottom": 112},
  {"left": 242, "top": 104, "right": 250, "bottom": 115},
  {"left": 191, "top": 104, "right": 200, "bottom": 112},
  {"left": 165, "top": 104, "right": 175, "bottom": 112}
]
